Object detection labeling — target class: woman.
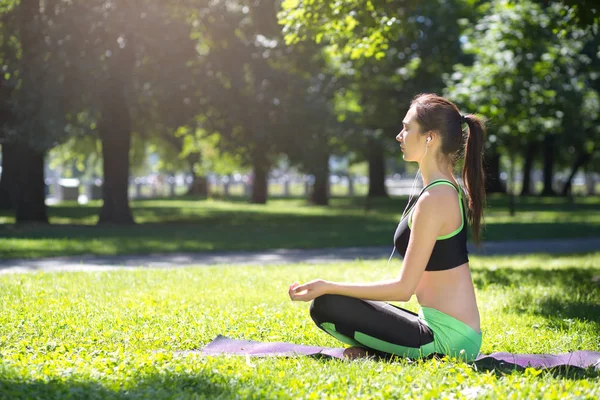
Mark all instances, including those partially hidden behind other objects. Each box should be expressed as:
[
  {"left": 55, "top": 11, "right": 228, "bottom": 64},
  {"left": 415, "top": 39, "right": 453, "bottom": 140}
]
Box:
[{"left": 288, "top": 93, "right": 485, "bottom": 362}]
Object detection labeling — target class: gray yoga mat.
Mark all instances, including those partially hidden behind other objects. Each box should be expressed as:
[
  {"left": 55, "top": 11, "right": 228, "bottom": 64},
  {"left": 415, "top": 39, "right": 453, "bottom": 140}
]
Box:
[{"left": 195, "top": 335, "right": 600, "bottom": 371}]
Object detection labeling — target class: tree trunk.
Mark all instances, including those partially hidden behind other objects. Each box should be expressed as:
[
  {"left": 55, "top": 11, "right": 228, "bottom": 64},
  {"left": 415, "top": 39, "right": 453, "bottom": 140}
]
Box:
[
  {"left": 586, "top": 170, "right": 596, "bottom": 195},
  {"left": 0, "top": 142, "right": 18, "bottom": 210},
  {"left": 98, "top": 38, "right": 135, "bottom": 224},
  {"left": 310, "top": 152, "right": 329, "bottom": 206},
  {"left": 9, "top": 0, "right": 47, "bottom": 223},
  {"left": 540, "top": 135, "right": 557, "bottom": 196},
  {"left": 250, "top": 151, "right": 268, "bottom": 204},
  {"left": 187, "top": 173, "right": 209, "bottom": 197},
  {"left": 347, "top": 174, "right": 354, "bottom": 196},
  {"left": 561, "top": 151, "right": 590, "bottom": 196},
  {"left": 14, "top": 142, "right": 48, "bottom": 223},
  {"left": 520, "top": 142, "right": 536, "bottom": 196},
  {"left": 484, "top": 148, "right": 506, "bottom": 193},
  {"left": 508, "top": 152, "right": 516, "bottom": 216},
  {"left": 186, "top": 157, "right": 209, "bottom": 197},
  {"left": 367, "top": 137, "right": 388, "bottom": 198}
]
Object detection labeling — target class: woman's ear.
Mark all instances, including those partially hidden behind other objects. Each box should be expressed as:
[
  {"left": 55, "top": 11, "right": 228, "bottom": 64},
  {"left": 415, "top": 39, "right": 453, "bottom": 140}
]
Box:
[{"left": 426, "top": 131, "right": 438, "bottom": 145}]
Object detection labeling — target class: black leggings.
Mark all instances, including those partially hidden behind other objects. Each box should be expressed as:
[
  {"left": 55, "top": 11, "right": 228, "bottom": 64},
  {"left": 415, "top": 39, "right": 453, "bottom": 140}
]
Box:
[{"left": 310, "top": 294, "right": 435, "bottom": 358}]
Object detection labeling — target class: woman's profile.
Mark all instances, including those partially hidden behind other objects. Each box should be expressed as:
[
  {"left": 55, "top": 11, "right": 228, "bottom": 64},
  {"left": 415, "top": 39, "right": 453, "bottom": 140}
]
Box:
[{"left": 289, "top": 93, "right": 485, "bottom": 361}]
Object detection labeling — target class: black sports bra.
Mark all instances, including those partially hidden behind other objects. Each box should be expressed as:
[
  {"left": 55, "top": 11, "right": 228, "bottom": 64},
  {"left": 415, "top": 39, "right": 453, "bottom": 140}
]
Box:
[{"left": 393, "top": 179, "right": 469, "bottom": 271}]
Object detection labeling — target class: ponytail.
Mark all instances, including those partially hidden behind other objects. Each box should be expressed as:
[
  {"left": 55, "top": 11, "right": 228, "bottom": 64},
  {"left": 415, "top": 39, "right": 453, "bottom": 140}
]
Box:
[{"left": 461, "top": 115, "right": 486, "bottom": 245}]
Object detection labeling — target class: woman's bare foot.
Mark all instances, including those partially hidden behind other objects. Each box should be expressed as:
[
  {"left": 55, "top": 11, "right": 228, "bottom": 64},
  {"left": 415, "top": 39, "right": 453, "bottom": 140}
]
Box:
[{"left": 343, "top": 346, "right": 369, "bottom": 360}]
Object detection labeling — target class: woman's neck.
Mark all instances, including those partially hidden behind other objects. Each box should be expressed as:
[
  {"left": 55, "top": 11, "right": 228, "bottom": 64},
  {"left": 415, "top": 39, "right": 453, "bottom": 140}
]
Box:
[{"left": 419, "top": 156, "right": 454, "bottom": 186}]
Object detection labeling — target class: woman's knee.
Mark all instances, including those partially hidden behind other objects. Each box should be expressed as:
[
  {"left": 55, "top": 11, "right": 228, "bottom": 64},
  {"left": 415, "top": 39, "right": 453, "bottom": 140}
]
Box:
[{"left": 310, "top": 294, "right": 357, "bottom": 325}]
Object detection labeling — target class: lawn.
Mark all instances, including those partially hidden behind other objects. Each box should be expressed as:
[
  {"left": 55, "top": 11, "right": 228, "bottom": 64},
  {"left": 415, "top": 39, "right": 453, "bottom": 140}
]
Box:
[
  {"left": 1, "top": 195, "right": 599, "bottom": 259},
  {"left": 0, "top": 253, "right": 599, "bottom": 399}
]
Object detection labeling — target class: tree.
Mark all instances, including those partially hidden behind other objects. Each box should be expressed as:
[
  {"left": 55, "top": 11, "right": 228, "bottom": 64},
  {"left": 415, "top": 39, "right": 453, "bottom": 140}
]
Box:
[
  {"left": 280, "top": 0, "right": 477, "bottom": 197},
  {"left": 558, "top": 21, "right": 600, "bottom": 195},
  {"left": 282, "top": 72, "right": 352, "bottom": 205},
  {"left": 445, "top": 0, "right": 592, "bottom": 197},
  {"left": 0, "top": 0, "right": 73, "bottom": 223},
  {"left": 54, "top": 0, "right": 199, "bottom": 222},
  {"left": 0, "top": 73, "right": 17, "bottom": 210},
  {"left": 192, "top": 0, "right": 342, "bottom": 204}
]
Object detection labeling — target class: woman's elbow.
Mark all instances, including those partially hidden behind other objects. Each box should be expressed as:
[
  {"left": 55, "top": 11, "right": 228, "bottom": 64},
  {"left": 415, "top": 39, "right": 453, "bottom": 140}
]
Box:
[
  {"left": 393, "top": 292, "right": 411, "bottom": 302},
  {"left": 391, "top": 282, "right": 412, "bottom": 302}
]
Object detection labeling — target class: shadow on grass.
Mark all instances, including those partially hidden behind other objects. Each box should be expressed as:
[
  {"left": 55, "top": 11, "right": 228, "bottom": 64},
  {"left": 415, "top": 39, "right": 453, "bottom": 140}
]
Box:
[
  {"left": 481, "top": 222, "right": 600, "bottom": 241},
  {"left": 2, "top": 200, "right": 394, "bottom": 226},
  {"left": 486, "top": 194, "right": 600, "bottom": 212},
  {"left": 0, "top": 379, "right": 116, "bottom": 400},
  {"left": 308, "top": 352, "right": 600, "bottom": 380},
  {"left": 532, "top": 297, "right": 600, "bottom": 323},
  {"left": 474, "top": 266, "right": 600, "bottom": 324},
  {"left": 2, "top": 358, "right": 596, "bottom": 400},
  {"left": 473, "top": 265, "right": 599, "bottom": 292},
  {"left": 470, "top": 358, "right": 599, "bottom": 379},
  {"left": 0, "top": 193, "right": 599, "bottom": 259},
  {"left": 0, "top": 371, "right": 276, "bottom": 399},
  {"left": 1, "top": 219, "right": 599, "bottom": 260},
  {"left": 3, "top": 193, "right": 599, "bottom": 223}
]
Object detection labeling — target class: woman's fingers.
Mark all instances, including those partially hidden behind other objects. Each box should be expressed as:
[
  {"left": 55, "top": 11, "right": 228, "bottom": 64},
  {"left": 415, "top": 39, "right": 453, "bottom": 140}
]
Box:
[
  {"left": 289, "top": 282, "right": 311, "bottom": 301},
  {"left": 289, "top": 282, "right": 302, "bottom": 300},
  {"left": 289, "top": 282, "right": 307, "bottom": 294},
  {"left": 291, "top": 291, "right": 308, "bottom": 301},
  {"left": 294, "top": 287, "right": 308, "bottom": 296}
]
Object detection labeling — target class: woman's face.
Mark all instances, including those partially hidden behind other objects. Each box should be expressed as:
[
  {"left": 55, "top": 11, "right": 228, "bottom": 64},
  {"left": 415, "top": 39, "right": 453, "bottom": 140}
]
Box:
[{"left": 396, "top": 106, "right": 428, "bottom": 162}]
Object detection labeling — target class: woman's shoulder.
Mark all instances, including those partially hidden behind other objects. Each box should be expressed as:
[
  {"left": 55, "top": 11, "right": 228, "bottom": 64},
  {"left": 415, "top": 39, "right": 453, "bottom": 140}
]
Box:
[
  {"left": 419, "top": 183, "right": 459, "bottom": 203},
  {"left": 413, "top": 185, "right": 460, "bottom": 218}
]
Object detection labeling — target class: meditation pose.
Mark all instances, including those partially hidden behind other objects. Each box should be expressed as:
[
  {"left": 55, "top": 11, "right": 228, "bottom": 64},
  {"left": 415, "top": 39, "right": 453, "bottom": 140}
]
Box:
[{"left": 289, "top": 93, "right": 485, "bottom": 361}]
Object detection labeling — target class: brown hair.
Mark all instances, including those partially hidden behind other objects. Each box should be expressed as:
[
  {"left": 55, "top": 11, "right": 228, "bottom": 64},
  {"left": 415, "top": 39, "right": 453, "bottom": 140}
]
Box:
[{"left": 410, "top": 93, "right": 486, "bottom": 244}]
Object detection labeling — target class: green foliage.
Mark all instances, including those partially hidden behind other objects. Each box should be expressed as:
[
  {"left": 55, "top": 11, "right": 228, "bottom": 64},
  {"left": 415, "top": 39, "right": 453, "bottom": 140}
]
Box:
[
  {"left": 279, "top": 0, "right": 420, "bottom": 59},
  {"left": 533, "top": 0, "right": 600, "bottom": 27},
  {"left": 0, "top": 0, "right": 17, "bottom": 14},
  {"left": 0, "top": 0, "right": 76, "bottom": 150},
  {"left": 0, "top": 253, "right": 599, "bottom": 398},
  {"left": 176, "top": 0, "right": 357, "bottom": 193},
  {"left": 281, "top": 0, "right": 477, "bottom": 166},
  {"left": 183, "top": 130, "right": 248, "bottom": 176},
  {"left": 48, "top": 136, "right": 102, "bottom": 179},
  {"left": 347, "top": 161, "right": 368, "bottom": 177},
  {"left": 445, "top": 0, "right": 595, "bottom": 155}
]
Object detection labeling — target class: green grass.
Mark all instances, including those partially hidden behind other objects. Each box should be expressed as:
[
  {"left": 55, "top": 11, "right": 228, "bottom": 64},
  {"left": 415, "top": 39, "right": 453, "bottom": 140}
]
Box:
[
  {"left": 1, "top": 195, "right": 599, "bottom": 259},
  {"left": 0, "top": 253, "right": 599, "bottom": 399}
]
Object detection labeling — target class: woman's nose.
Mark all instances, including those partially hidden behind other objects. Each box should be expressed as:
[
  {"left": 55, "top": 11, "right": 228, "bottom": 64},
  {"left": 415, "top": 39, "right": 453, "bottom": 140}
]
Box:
[{"left": 396, "top": 132, "right": 403, "bottom": 142}]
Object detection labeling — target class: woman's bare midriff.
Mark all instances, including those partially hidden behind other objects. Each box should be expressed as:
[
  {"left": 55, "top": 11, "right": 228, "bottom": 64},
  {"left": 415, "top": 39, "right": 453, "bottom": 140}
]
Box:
[{"left": 415, "top": 263, "right": 481, "bottom": 334}]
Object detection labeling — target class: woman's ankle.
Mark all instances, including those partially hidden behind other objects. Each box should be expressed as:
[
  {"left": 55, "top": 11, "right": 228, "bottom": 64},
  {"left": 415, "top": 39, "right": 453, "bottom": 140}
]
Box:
[{"left": 343, "top": 346, "right": 370, "bottom": 360}]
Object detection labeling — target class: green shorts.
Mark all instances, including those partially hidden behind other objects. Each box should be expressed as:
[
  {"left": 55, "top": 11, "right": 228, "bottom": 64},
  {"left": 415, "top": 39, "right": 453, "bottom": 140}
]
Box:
[{"left": 417, "top": 306, "right": 482, "bottom": 362}]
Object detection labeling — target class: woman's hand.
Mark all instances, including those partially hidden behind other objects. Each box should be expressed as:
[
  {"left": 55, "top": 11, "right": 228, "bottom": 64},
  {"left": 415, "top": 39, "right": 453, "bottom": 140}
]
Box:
[{"left": 288, "top": 279, "right": 329, "bottom": 302}]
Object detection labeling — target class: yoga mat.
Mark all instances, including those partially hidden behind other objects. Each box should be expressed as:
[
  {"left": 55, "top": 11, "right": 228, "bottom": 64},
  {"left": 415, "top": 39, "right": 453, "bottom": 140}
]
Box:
[{"left": 195, "top": 335, "right": 600, "bottom": 371}]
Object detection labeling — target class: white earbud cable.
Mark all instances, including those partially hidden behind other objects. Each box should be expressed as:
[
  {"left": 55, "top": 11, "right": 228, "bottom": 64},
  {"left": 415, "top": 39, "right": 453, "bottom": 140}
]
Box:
[{"left": 387, "top": 141, "right": 429, "bottom": 267}]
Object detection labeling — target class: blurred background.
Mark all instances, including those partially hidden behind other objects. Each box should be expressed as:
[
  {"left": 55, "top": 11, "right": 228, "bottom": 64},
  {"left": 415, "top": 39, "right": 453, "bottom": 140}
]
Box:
[{"left": 0, "top": 0, "right": 598, "bottom": 257}]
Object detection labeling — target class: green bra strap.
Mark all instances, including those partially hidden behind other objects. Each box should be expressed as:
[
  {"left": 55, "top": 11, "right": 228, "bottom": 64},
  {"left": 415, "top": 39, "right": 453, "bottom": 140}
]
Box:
[{"left": 407, "top": 180, "right": 465, "bottom": 240}]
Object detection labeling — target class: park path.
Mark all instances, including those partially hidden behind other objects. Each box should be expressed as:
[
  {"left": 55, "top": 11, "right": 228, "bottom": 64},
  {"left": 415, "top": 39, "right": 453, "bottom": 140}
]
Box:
[{"left": 0, "top": 237, "right": 599, "bottom": 274}]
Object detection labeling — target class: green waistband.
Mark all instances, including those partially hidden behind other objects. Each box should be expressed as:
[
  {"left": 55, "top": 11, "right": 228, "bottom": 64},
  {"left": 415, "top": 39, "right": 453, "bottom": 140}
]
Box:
[{"left": 419, "top": 306, "right": 481, "bottom": 337}]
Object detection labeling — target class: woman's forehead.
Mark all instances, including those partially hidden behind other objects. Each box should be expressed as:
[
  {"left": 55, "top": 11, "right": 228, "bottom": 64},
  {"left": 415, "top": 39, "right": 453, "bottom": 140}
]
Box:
[{"left": 403, "top": 107, "right": 417, "bottom": 124}]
